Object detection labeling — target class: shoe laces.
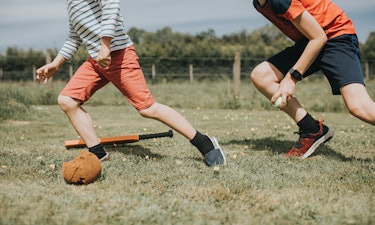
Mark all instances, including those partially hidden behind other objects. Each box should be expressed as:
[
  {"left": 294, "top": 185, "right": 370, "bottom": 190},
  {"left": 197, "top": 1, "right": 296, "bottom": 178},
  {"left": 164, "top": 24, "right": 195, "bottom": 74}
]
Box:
[
  {"left": 292, "top": 130, "right": 309, "bottom": 149},
  {"left": 292, "top": 119, "right": 324, "bottom": 149}
]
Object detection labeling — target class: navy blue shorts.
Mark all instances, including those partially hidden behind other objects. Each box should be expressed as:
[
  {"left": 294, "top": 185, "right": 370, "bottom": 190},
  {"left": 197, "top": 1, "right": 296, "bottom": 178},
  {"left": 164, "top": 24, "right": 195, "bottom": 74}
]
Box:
[{"left": 267, "top": 34, "right": 364, "bottom": 95}]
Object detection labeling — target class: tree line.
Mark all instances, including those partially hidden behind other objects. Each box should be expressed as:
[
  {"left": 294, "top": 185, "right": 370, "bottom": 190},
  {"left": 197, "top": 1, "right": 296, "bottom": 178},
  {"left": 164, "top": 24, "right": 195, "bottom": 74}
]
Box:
[{"left": 1, "top": 25, "right": 375, "bottom": 81}]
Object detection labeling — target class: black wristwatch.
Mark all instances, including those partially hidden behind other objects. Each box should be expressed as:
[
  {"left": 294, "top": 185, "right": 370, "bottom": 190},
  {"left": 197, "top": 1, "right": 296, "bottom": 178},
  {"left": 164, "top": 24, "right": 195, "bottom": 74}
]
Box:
[{"left": 289, "top": 68, "right": 303, "bottom": 81}]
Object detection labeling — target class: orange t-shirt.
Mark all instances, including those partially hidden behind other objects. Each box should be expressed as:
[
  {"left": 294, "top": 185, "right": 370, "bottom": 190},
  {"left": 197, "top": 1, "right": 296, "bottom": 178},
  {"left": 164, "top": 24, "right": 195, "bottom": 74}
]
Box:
[{"left": 253, "top": 0, "right": 356, "bottom": 41}]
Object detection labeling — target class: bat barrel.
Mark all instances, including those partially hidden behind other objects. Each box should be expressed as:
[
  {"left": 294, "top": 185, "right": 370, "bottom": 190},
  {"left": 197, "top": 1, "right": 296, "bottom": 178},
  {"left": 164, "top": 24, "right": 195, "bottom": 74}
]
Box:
[{"left": 65, "top": 130, "right": 174, "bottom": 149}]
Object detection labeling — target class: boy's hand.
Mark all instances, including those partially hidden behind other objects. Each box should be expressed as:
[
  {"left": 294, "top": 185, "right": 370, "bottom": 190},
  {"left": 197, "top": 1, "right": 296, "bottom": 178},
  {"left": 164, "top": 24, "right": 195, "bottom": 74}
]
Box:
[
  {"left": 96, "top": 37, "right": 112, "bottom": 68},
  {"left": 36, "top": 54, "right": 66, "bottom": 85},
  {"left": 271, "top": 75, "right": 296, "bottom": 109},
  {"left": 36, "top": 63, "right": 59, "bottom": 85}
]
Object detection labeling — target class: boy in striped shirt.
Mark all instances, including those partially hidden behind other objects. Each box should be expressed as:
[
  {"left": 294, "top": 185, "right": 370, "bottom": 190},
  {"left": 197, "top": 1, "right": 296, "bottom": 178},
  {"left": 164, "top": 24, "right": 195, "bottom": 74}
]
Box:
[{"left": 36, "top": 0, "right": 225, "bottom": 167}]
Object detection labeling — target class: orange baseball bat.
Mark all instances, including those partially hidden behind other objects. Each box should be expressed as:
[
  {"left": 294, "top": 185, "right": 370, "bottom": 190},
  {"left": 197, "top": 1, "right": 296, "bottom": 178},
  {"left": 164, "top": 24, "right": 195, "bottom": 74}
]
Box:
[{"left": 65, "top": 130, "right": 173, "bottom": 149}]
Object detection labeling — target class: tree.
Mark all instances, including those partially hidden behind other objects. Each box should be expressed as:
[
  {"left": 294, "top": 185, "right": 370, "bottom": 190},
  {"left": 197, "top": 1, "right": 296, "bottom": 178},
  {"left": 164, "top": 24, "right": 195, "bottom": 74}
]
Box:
[
  {"left": 1, "top": 26, "right": 373, "bottom": 81},
  {"left": 362, "top": 32, "right": 375, "bottom": 78},
  {"left": 0, "top": 47, "right": 45, "bottom": 80},
  {"left": 362, "top": 32, "right": 375, "bottom": 59},
  {"left": 127, "top": 27, "right": 147, "bottom": 45}
]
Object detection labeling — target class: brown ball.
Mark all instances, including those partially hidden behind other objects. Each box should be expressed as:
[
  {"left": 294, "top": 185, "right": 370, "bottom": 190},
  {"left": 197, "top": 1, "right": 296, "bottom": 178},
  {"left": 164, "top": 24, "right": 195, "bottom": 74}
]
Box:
[{"left": 62, "top": 151, "right": 102, "bottom": 185}]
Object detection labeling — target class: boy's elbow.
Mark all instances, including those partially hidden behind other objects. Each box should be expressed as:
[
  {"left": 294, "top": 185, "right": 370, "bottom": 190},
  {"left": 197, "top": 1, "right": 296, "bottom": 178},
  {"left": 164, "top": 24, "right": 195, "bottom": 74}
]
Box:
[
  {"left": 313, "top": 34, "right": 327, "bottom": 49},
  {"left": 319, "top": 34, "right": 328, "bottom": 45}
]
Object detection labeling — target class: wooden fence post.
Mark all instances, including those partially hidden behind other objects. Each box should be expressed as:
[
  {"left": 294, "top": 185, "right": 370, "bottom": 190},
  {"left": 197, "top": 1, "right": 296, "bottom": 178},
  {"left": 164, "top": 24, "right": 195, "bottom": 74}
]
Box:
[
  {"left": 365, "top": 60, "right": 369, "bottom": 80},
  {"left": 32, "top": 65, "right": 36, "bottom": 81},
  {"left": 45, "top": 49, "right": 52, "bottom": 64},
  {"left": 152, "top": 64, "right": 156, "bottom": 79},
  {"left": 69, "top": 65, "right": 73, "bottom": 78},
  {"left": 45, "top": 49, "right": 53, "bottom": 88},
  {"left": 233, "top": 52, "right": 241, "bottom": 97},
  {"left": 189, "top": 64, "right": 194, "bottom": 83}
]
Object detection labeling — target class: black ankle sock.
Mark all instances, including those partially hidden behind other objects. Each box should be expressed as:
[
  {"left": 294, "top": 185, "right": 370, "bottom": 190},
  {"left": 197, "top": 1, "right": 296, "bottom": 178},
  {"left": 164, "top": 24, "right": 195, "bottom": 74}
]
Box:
[
  {"left": 297, "top": 113, "right": 320, "bottom": 133},
  {"left": 89, "top": 144, "right": 106, "bottom": 159},
  {"left": 190, "top": 131, "right": 214, "bottom": 155}
]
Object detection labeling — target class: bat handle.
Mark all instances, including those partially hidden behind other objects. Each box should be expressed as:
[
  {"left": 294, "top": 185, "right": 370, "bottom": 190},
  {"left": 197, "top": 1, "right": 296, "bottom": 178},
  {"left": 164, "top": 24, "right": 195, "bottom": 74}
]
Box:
[{"left": 139, "top": 130, "right": 173, "bottom": 140}]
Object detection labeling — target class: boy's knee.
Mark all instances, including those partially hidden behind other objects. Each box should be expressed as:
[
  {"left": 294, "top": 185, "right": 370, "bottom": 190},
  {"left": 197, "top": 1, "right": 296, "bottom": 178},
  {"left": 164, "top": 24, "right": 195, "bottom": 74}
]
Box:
[
  {"left": 57, "top": 95, "right": 78, "bottom": 112},
  {"left": 138, "top": 103, "right": 157, "bottom": 118},
  {"left": 250, "top": 67, "right": 261, "bottom": 83},
  {"left": 251, "top": 64, "right": 270, "bottom": 83},
  {"left": 138, "top": 108, "right": 149, "bottom": 118},
  {"left": 347, "top": 101, "right": 366, "bottom": 119}
]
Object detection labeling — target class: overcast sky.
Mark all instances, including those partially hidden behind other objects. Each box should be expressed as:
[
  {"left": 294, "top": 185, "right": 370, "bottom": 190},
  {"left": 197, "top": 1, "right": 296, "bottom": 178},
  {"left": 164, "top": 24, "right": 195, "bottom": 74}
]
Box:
[{"left": 0, "top": 0, "right": 374, "bottom": 53}]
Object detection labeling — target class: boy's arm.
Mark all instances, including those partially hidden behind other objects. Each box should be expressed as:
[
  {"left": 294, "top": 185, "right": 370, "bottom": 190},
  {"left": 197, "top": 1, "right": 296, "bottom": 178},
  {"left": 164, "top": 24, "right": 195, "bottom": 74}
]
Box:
[
  {"left": 36, "top": 54, "right": 66, "bottom": 84},
  {"left": 100, "top": 0, "right": 121, "bottom": 38},
  {"left": 96, "top": 0, "right": 121, "bottom": 68},
  {"left": 37, "top": 20, "right": 81, "bottom": 84},
  {"left": 58, "top": 22, "right": 82, "bottom": 62},
  {"left": 272, "top": 10, "right": 327, "bottom": 107},
  {"left": 289, "top": 10, "right": 327, "bottom": 78},
  {"left": 96, "top": 36, "right": 113, "bottom": 68}
]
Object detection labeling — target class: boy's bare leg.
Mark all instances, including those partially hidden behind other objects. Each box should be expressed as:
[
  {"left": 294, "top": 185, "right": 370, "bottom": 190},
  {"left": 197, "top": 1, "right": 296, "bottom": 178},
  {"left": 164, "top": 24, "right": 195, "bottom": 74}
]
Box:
[
  {"left": 139, "top": 102, "right": 196, "bottom": 140},
  {"left": 251, "top": 61, "right": 307, "bottom": 122},
  {"left": 57, "top": 95, "right": 100, "bottom": 148},
  {"left": 139, "top": 102, "right": 226, "bottom": 166},
  {"left": 251, "top": 61, "right": 334, "bottom": 158},
  {"left": 341, "top": 83, "right": 375, "bottom": 125},
  {"left": 57, "top": 95, "right": 225, "bottom": 165}
]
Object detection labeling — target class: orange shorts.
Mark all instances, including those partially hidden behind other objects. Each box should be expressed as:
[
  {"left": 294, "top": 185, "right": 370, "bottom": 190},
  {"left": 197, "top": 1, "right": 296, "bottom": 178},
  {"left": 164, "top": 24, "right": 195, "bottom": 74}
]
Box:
[{"left": 60, "top": 46, "right": 155, "bottom": 110}]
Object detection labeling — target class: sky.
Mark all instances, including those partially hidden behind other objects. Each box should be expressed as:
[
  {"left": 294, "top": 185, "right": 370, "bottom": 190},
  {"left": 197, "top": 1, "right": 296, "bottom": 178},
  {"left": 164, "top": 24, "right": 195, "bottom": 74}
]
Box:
[{"left": 0, "top": 0, "right": 374, "bottom": 53}]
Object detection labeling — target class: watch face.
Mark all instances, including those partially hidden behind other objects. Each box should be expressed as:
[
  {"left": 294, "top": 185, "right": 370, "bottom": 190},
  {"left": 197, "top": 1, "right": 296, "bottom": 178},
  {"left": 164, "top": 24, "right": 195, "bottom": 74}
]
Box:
[
  {"left": 293, "top": 73, "right": 302, "bottom": 81},
  {"left": 290, "top": 69, "right": 303, "bottom": 81}
]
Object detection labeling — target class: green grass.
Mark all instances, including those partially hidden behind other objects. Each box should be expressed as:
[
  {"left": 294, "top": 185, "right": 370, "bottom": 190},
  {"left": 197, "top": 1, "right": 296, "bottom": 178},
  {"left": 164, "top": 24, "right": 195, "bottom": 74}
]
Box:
[
  {"left": 3, "top": 77, "right": 374, "bottom": 112},
  {"left": 0, "top": 80, "right": 375, "bottom": 225}
]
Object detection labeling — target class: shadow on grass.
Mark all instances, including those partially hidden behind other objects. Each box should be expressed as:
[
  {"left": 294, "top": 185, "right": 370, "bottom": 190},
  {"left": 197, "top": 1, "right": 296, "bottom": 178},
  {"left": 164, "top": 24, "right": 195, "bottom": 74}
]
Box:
[
  {"left": 225, "top": 137, "right": 373, "bottom": 162},
  {"left": 99, "top": 137, "right": 372, "bottom": 163},
  {"left": 105, "top": 144, "right": 207, "bottom": 164},
  {"left": 105, "top": 143, "right": 165, "bottom": 160}
]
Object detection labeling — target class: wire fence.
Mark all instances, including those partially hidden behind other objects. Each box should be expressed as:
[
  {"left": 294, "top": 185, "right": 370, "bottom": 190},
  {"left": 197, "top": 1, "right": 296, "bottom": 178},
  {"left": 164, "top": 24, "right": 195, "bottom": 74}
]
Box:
[{"left": 1, "top": 57, "right": 375, "bottom": 82}]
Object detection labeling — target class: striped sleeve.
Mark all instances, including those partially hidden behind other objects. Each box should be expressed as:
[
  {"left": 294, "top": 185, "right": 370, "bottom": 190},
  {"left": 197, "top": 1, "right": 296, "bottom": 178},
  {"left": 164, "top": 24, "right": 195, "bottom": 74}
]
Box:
[
  {"left": 58, "top": 22, "right": 83, "bottom": 61},
  {"left": 100, "top": 0, "right": 121, "bottom": 38}
]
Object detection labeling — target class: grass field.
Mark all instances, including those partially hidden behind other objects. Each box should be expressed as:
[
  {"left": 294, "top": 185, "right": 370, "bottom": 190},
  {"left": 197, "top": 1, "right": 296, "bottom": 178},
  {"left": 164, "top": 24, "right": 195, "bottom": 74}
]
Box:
[{"left": 1, "top": 80, "right": 374, "bottom": 225}]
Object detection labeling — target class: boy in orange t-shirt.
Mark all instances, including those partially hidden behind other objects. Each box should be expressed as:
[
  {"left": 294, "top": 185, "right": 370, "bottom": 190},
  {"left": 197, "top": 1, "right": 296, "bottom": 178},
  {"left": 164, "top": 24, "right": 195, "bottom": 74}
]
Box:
[{"left": 251, "top": 0, "right": 375, "bottom": 158}]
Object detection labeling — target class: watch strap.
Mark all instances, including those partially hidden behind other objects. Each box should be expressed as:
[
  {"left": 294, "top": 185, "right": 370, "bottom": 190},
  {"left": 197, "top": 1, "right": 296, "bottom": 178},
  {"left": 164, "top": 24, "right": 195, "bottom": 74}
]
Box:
[{"left": 289, "top": 68, "right": 303, "bottom": 81}]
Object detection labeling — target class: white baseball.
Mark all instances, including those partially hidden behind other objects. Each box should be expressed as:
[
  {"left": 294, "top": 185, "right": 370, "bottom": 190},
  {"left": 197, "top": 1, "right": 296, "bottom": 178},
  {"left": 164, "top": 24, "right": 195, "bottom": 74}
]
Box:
[{"left": 273, "top": 96, "right": 283, "bottom": 108}]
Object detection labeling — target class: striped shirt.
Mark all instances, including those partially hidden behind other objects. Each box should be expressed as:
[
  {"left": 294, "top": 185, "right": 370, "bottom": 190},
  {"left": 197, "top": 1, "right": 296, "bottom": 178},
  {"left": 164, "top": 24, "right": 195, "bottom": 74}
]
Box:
[{"left": 58, "top": 0, "right": 133, "bottom": 61}]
